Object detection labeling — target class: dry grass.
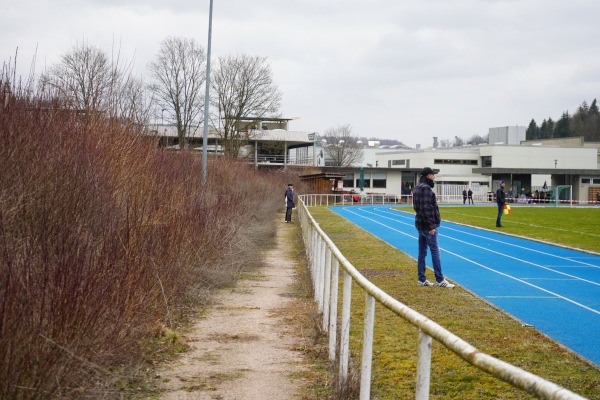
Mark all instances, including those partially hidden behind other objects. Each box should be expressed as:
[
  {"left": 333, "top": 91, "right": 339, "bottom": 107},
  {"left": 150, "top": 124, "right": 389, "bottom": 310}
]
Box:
[{"left": 307, "top": 206, "right": 600, "bottom": 399}]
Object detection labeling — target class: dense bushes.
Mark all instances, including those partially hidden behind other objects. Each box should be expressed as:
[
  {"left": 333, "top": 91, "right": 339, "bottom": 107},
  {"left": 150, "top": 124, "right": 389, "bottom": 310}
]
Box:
[{"left": 0, "top": 84, "right": 299, "bottom": 398}]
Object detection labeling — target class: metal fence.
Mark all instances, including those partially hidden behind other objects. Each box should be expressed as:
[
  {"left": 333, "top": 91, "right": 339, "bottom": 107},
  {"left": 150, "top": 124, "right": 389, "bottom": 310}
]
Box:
[{"left": 297, "top": 195, "right": 588, "bottom": 400}]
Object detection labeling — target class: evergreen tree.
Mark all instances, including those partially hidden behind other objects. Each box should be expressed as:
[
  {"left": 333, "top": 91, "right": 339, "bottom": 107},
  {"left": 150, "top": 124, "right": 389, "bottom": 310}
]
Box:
[
  {"left": 572, "top": 100, "right": 590, "bottom": 140},
  {"left": 547, "top": 118, "right": 555, "bottom": 138},
  {"left": 590, "top": 99, "right": 600, "bottom": 142},
  {"left": 526, "top": 119, "right": 539, "bottom": 140},
  {"left": 590, "top": 98, "right": 599, "bottom": 115},
  {"left": 554, "top": 111, "right": 572, "bottom": 138},
  {"left": 539, "top": 119, "right": 549, "bottom": 139}
]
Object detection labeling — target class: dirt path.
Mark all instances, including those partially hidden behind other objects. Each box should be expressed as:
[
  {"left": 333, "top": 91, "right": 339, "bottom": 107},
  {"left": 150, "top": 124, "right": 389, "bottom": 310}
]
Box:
[{"left": 158, "top": 222, "right": 307, "bottom": 400}]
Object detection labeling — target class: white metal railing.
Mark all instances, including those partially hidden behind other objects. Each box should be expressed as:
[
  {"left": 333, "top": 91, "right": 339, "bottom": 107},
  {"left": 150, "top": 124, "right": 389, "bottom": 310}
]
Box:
[
  {"left": 300, "top": 193, "right": 597, "bottom": 207},
  {"left": 297, "top": 194, "right": 588, "bottom": 400}
]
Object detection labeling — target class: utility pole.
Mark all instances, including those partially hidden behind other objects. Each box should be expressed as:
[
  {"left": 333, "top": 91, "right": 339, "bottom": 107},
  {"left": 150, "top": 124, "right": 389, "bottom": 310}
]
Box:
[{"left": 202, "top": 0, "right": 214, "bottom": 186}]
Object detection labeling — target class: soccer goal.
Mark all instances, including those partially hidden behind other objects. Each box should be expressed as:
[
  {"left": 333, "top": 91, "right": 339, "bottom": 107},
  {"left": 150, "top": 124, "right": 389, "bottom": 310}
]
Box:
[{"left": 550, "top": 185, "right": 573, "bottom": 207}]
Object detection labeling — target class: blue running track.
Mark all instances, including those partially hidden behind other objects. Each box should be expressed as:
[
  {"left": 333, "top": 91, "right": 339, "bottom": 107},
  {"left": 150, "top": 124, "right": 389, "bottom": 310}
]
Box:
[{"left": 329, "top": 205, "right": 600, "bottom": 367}]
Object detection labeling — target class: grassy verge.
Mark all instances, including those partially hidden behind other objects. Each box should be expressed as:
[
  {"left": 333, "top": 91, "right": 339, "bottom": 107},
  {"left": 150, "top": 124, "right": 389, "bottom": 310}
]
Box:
[{"left": 307, "top": 206, "right": 600, "bottom": 399}]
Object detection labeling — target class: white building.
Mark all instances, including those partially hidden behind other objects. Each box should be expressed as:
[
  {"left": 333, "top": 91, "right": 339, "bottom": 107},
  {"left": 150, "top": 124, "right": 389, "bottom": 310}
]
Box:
[
  {"left": 374, "top": 138, "right": 600, "bottom": 203},
  {"left": 489, "top": 126, "right": 526, "bottom": 145}
]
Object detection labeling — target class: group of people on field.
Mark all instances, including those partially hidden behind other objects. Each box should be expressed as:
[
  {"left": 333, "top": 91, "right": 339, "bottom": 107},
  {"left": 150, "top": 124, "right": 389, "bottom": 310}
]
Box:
[{"left": 462, "top": 188, "right": 474, "bottom": 204}]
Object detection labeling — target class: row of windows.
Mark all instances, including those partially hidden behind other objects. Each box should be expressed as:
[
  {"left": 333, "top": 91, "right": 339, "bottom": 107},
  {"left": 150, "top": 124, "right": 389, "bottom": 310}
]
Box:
[
  {"left": 341, "top": 171, "right": 600, "bottom": 189},
  {"left": 343, "top": 173, "right": 387, "bottom": 189},
  {"left": 434, "top": 159, "right": 479, "bottom": 165},
  {"left": 582, "top": 178, "right": 600, "bottom": 184},
  {"left": 390, "top": 159, "right": 479, "bottom": 167}
]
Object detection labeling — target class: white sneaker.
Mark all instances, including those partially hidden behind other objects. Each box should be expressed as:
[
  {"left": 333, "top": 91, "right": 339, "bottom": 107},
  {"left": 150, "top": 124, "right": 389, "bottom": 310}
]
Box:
[
  {"left": 418, "top": 280, "right": 434, "bottom": 287},
  {"left": 435, "top": 279, "right": 455, "bottom": 288}
]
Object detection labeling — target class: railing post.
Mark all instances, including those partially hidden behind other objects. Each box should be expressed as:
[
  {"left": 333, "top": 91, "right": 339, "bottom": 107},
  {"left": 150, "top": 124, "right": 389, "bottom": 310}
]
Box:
[
  {"left": 416, "top": 329, "right": 432, "bottom": 400},
  {"left": 339, "top": 270, "right": 352, "bottom": 387},
  {"left": 360, "top": 294, "right": 375, "bottom": 400},
  {"left": 322, "top": 248, "right": 332, "bottom": 331},
  {"left": 312, "top": 229, "right": 319, "bottom": 289},
  {"left": 314, "top": 235, "right": 321, "bottom": 306},
  {"left": 317, "top": 239, "right": 326, "bottom": 312},
  {"left": 328, "top": 258, "right": 339, "bottom": 361}
]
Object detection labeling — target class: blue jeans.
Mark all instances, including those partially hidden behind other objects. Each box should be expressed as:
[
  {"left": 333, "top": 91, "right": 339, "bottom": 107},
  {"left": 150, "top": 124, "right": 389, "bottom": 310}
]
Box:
[
  {"left": 496, "top": 203, "right": 503, "bottom": 226},
  {"left": 417, "top": 229, "right": 444, "bottom": 283}
]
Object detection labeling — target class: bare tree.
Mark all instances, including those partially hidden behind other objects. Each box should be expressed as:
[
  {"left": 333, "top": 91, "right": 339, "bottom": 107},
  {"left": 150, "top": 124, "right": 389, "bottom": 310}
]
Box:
[
  {"left": 39, "top": 41, "right": 150, "bottom": 126},
  {"left": 466, "top": 133, "right": 488, "bottom": 145},
  {"left": 40, "top": 42, "right": 116, "bottom": 114},
  {"left": 211, "top": 54, "right": 281, "bottom": 156},
  {"left": 439, "top": 138, "right": 452, "bottom": 147},
  {"left": 322, "top": 124, "right": 364, "bottom": 166},
  {"left": 148, "top": 37, "right": 206, "bottom": 149},
  {"left": 115, "top": 74, "right": 153, "bottom": 128}
]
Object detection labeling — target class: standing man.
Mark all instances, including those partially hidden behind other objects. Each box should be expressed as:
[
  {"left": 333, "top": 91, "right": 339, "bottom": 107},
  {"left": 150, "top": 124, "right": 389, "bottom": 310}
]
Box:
[
  {"left": 413, "top": 167, "right": 455, "bottom": 288},
  {"left": 467, "top": 188, "right": 474, "bottom": 204},
  {"left": 284, "top": 183, "right": 295, "bottom": 223},
  {"left": 496, "top": 180, "right": 506, "bottom": 227},
  {"left": 462, "top": 189, "right": 467, "bottom": 204}
]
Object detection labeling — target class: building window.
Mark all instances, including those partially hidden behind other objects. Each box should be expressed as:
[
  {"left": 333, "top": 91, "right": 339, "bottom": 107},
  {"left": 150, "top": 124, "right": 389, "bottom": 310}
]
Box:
[
  {"left": 356, "top": 172, "right": 371, "bottom": 188},
  {"left": 481, "top": 156, "right": 492, "bottom": 168},
  {"left": 593, "top": 178, "right": 600, "bottom": 184},
  {"left": 391, "top": 160, "right": 405, "bottom": 166},
  {"left": 372, "top": 172, "right": 387, "bottom": 188},
  {"left": 582, "top": 178, "right": 591, "bottom": 184},
  {"left": 343, "top": 174, "right": 354, "bottom": 188}
]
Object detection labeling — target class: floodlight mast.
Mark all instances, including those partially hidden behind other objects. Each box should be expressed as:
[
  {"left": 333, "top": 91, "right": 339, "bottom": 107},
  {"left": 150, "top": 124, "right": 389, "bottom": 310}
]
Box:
[{"left": 202, "top": 0, "right": 214, "bottom": 186}]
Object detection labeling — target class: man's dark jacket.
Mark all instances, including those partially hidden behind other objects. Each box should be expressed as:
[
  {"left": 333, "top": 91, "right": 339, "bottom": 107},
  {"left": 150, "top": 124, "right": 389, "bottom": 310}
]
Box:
[
  {"left": 413, "top": 176, "right": 441, "bottom": 231},
  {"left": 496, "top": 186, "right": 505, "bottom": 205},
  {"left": 285, "top": 188, "right": 295, "bottom": 208}
]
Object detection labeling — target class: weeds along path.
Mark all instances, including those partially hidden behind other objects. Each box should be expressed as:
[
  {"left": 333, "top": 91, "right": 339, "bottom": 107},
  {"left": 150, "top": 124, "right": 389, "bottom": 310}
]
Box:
[{"left": 158, "top": 219, "right": 308, "bottom": 400}]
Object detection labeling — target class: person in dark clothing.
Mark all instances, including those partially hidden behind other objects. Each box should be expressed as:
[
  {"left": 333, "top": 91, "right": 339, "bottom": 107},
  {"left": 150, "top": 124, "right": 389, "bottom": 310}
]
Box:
[
  {"left": 496, "top": 180, "right": 506, "bottom": 227},
  {"left": 467, "top": 188, "right": 474, "bottom": 204},
  {"left": 284, "top": 183, "right": 295, "bottom": 223},
  {"left": 412, "top": 167, "right": 455, "bottom": 288},
  {"left": 462, "top": 189, "right": 467, "bottom": 204}
]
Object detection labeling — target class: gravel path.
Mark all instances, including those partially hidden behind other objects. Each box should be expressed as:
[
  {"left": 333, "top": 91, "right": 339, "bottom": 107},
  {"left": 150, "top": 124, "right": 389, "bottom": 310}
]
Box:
[{"left": 158, "top": 222, "right": 306, "bottom": 400}]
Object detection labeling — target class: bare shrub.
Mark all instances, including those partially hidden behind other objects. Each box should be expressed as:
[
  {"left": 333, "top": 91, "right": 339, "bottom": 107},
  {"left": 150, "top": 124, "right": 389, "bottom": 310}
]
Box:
[{"left": 0, "top": 71, "right": 291, "bottom": 398}]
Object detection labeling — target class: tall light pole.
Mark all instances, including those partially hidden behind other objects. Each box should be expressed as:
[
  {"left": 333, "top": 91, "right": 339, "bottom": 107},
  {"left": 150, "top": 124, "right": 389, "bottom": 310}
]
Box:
[
  {"left": 201, "top": 0, "right": 214, "bottom": 186},
  {"left": 161, "top": 109, "right": 165, "bottom": 145}
]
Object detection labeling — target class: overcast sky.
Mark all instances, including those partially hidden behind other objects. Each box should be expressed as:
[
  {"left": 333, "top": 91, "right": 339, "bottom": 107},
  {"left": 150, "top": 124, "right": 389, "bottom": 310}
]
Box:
[{"left": 3, "top": 0, "right": 599, "bottom": 148}]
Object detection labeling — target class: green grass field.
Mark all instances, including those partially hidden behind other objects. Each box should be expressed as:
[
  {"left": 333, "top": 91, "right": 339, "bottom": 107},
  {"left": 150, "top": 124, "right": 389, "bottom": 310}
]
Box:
[{"left": 307, "top": 205, "right": 600, "bottom": 400}]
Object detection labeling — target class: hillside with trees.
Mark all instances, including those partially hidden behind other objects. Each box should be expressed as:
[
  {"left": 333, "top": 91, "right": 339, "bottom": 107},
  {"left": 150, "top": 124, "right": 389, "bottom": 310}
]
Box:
[{"left": 526, "top": 98, "right": 600, "bottom": 142}]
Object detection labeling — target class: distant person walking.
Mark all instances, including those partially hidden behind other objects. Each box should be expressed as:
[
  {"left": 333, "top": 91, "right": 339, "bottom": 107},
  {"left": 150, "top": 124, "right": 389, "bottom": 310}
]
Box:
[
  {"left": 496, "top": 180, "right": 506, "bottom": 227},
  {"left": 284, "top": 183, "right": 295, "bottom": 223},
  {"left": 467, "top": 188, "right": 474, "bottom": 204},
  {"left": 413, "top": 167, "right": 455, "bottom": 288}
]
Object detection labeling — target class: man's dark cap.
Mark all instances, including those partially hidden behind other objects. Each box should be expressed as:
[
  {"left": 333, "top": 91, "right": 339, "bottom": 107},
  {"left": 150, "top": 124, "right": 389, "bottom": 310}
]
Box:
[{"left": 420, "top": 167, "right": 436, "bottom": 176}]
